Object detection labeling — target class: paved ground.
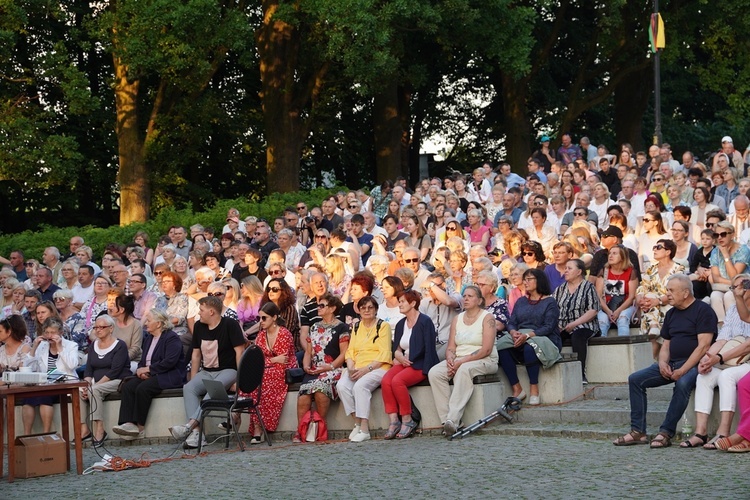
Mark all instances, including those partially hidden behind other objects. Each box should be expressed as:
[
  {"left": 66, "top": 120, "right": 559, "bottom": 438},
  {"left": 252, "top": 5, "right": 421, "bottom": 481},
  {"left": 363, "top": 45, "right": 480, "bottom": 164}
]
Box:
[{"left": 3, "top": 430, "right": 749, "bottom": 499}]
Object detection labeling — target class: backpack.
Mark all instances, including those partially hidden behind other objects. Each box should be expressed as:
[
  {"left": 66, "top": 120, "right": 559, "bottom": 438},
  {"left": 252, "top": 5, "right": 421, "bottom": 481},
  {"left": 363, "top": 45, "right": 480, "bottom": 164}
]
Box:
[{"left": 297, "top": 409, "right": 328, "bottom": 442}]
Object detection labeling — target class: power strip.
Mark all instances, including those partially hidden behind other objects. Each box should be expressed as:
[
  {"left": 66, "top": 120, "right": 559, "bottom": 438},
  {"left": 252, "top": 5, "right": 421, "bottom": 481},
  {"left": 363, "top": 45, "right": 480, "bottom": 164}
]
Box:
[{"left": 2, "top": 372, "right": 48, "bottom": 384}]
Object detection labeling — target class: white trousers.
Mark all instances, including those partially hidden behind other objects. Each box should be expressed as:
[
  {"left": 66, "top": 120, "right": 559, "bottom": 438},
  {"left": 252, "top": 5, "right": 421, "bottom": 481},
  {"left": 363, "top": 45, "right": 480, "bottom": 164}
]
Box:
[
  {"left": 337, "top": 368, "right": 387, "bottom": 420},
  {"left": 428, "top": 352, "right": 498, "bottom": 425},
  {"left": 694, "top": 364, "right": 750, "bottom": 414}
]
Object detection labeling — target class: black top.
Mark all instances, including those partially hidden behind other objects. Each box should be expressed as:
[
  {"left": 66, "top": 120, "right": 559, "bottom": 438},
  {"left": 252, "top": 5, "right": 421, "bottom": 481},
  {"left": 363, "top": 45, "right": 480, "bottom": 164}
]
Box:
[
  {"left": 191, "top": 317, "right": 245, "bottom": 371},
  {"left": 85, "top": 339, "right": 131, "bottom": 382},
  {"left": 661, "top": 299, "right": 718, "bottom": 363}
]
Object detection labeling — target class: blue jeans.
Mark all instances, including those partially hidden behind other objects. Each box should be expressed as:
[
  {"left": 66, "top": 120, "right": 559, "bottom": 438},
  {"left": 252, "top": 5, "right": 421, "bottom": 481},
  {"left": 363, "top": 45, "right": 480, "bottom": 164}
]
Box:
[
  {"left": 597, "top": 305, "right": 635, "bottom": 337},
  {"left": 628, "top": 361, "right": 698, "bottom": 436}
]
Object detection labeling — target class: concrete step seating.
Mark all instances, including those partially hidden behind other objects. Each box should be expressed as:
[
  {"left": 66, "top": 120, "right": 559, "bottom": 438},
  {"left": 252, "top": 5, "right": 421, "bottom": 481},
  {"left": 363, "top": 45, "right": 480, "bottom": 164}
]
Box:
[{"left": 562, "top": 329, "right": 653, "bottom": 383}]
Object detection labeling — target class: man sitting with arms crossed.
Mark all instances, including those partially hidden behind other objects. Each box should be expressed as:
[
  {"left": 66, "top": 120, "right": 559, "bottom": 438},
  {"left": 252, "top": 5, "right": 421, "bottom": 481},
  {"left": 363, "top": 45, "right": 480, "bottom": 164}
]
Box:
[
  {"left": 169, "top": 296, "right": 245, "bottom": 449},
  {"left": 613, "top": 274, "right": 717, "bottom": 448}
]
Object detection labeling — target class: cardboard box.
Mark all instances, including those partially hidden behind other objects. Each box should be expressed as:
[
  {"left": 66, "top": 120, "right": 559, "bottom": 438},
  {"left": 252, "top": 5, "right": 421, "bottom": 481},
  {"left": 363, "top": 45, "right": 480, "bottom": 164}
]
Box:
[{"left": 14, "top": 432, "right": 67, "bottom": 478}]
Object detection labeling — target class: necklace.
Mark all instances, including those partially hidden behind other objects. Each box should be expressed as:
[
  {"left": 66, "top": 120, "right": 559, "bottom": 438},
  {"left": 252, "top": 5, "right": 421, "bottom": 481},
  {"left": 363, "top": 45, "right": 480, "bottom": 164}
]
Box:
[{"left": 463, "top": 310, "right": 481, "bottom": 323}]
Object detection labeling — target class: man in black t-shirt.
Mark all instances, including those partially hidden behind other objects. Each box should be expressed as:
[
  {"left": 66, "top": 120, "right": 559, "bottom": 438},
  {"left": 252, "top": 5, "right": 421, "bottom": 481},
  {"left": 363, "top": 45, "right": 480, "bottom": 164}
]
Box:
[
  {"left": 169, "top": 296, "right": 245, "bottom": 449},
  {"left": 614, "top": 275, "right": 716, "bottom": 448}
]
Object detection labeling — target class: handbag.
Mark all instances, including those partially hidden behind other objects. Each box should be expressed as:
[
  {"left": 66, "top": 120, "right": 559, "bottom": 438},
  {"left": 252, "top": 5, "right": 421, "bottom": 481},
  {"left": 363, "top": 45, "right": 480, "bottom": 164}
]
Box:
[
  {"left": 285, "top": 367, "right": 304, "bottom": 384},
  {"left": 719, "top": 337, "right": 750, "bottom": 367}
]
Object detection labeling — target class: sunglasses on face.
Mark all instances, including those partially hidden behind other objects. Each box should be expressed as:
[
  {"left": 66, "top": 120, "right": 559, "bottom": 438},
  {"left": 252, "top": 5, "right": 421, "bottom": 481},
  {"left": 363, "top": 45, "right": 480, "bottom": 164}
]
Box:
[
  {"left": 643, "top": 218, "right": 655, "bottom": 222},
  {"left": 259, "top": 315, "right": 271, "bottom": 320},
  {"left": 267, "top": 286, "right": 281, "bottom": 293},
  {"left": 653, "top": 177, "right": 664, "bottom": 182},
  {"left": 574, "top": 212, "right": 586, "bottom": 216},
  {"left": 715, "top": 231, "right": 732, "bottom": 238},
  {"left": 317, "top": 303, "right": 329, "bottom": 309},
  {"left": 296, "top": 206, "right": 306, "bottom": 210},
  {"left": 207, "top": 292, "right": 224, "bottom": 297},
  {"left": 403, "top": 258, "right": 419, "bottom": 264},
  {"left": 523, "top": 251, "right": 536, "bottom": 257},
  {"left": 269, "top": 270, "right": 284, "bottom": 276},
  {"left": 315, "top": 235, "right": 327, "bottom": 239},
  {"left": 534, "top": 201, "right": 545, "bottom": 206},
  {"left": 652, "top": 244, "right": 665, "bottom": 251},
  {"left": 24, "top": 262, "right": 34, "bottom": 266},
  {"left": 348, "top": 205, "right": 358, "bottom": 209},
  {"left": 154, "top": 271, "right": 164, "bottom": 276}
]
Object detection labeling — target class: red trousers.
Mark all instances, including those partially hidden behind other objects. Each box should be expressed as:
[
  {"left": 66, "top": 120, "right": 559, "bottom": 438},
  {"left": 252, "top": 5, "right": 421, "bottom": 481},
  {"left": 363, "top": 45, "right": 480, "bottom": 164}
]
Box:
[{"left": 381, "top": 364, "right": 426, "bottom": 416}]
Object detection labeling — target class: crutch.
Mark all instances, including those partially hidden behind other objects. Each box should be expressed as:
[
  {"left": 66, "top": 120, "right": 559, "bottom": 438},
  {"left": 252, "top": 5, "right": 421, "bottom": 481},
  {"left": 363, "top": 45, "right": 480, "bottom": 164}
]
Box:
[{"left": 449, "top": 396, "right": 523, "bottom": 440}]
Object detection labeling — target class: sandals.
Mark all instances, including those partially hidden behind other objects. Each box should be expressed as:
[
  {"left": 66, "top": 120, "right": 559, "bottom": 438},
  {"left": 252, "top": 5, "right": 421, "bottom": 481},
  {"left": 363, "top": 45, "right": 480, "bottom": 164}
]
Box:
[
  {"left": 396, "top": 420, "right": 419, "bottom": 439},
  {"left": 650, "top": 432, "right": 672, "bottom": 449},
  {"left": 292, "top": 433, "right": 302, "bottom": 444},
  {"left": 715, "top": 437, "right": 735, "bottom": 451},
  {"left": 703, "top": 434, "right": 726, "bottom": 450},
  {"left": 679, "top": 433, "right": 707, "bottom": 448},
  {"left": 613, "top": 430, "right": 648, "bottom": 446},
  {"left": 383, "top": 422, "right": 401, "bottom": 440},
  {"left": 728, "top": 439, "right": 750, "bottom": 453}
]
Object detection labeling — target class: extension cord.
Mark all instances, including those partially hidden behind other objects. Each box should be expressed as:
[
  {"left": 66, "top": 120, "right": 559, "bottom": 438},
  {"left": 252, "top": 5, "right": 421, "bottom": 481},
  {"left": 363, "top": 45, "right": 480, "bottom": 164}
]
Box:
[{"left": 92, "top": 454, "right": 113, "bottom": 470}]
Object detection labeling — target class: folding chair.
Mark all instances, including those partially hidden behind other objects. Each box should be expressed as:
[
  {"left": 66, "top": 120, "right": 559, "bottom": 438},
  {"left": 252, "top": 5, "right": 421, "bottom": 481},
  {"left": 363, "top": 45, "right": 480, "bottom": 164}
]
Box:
[{"left": 198, "top": 345, "right": 270, "bottom": 452}]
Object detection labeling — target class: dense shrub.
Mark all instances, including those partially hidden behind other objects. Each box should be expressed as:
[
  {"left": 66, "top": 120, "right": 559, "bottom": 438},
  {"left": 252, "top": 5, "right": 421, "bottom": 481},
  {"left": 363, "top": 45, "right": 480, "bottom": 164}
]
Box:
[{"left": 0, "top": 187, "right": 348, "bottom": 261}]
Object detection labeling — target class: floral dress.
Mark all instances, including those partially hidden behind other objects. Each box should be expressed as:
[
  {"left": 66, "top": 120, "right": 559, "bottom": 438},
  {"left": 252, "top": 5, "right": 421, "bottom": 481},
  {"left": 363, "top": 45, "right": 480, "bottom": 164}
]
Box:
[
  {"left": 166, "top": 293, "right": 189, "bottom": 336},
  {"left": 636, "top": 261, "right": 687, "bottom": 335},
  {"left": 486, "top": 297, "right": 510, "bottom": 339},
  {"left": 64, "top": 312, "right": 88, "bottom": 354},
  {"left": 239, "top": 326, "right": 297, "bottom": 432},
  {"left": 298, "top": 321, "right": 350, "bottom": 400}
]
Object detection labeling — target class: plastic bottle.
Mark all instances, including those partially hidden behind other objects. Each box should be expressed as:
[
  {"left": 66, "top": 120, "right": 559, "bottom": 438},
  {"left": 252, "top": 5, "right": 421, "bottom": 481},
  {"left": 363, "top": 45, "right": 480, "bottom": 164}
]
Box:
[{"left": 681, "top": 412, "right": 693, "bottom": 439}]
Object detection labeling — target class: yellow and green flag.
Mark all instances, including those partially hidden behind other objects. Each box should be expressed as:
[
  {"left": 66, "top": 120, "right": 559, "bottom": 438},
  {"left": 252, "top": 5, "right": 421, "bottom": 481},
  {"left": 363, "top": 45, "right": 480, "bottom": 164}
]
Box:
[{"left": 649, "top": 13, "right": 665, "bottom": 53}]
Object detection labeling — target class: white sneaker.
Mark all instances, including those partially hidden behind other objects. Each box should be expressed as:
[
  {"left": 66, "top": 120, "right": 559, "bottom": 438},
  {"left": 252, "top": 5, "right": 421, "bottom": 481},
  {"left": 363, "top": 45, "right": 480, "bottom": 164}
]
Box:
[
  {"left": 120, "top": 431, "right": 145, "bottom": 441},
  {"left": 443, "top": 419, "right": 457, "bottom": 436},
  {"left": 529, "top": 395, "right": 540, "bottom": 405},
  {"left": 348, "top": 424, "right": 361, "bottom": 441},
  {"left": 184, "top": 429, "right": 207, "bottom": 449},
  {"left": 113, "top": 422, "right": 140, "bottom": 437},
  {"left": 350, "top": 431, "right": 371, "bottom": 443},
  {"left": 169, "top": 424, "right": 192, "bottom": 441}
]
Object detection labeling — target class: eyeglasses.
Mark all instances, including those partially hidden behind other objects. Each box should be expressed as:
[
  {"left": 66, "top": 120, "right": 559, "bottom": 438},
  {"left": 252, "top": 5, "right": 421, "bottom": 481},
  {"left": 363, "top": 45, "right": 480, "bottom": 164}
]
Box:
[
  {"left": 652, "top": 244, "right": 666, "bottom": 251},
  {"left": 317, "top": 303, "right": 329, "bottom": 309},
  {"left": 207, "top": 292, "right": 225, "bottom": 297},
  {"left": 643, "top": 218, "right": 655, "bottom": 222},
  {"left": 315, "top": 235, "right": 327, "bottom": 239},
  {"left": 359, "top": 305, "right": 375, "bottom": 311},
  {"left": 348, "top": 205, "right": 358, "bottom": 209},
  {"left": 266, "top": 286, "right": 281, "bottom": 293},
  {"left": 653, "top": 177, "right": 664, "bottom": 182},
  {"left": 53, "top": 297, "right": 66, "bottom": 301},
  {"left": 285, "top": 218, "right": 295, "bottom": 222},
  {"left": 706, "top": 223, "right": 715, "bottom": 228},
  {"left": 523, "top": 251, "right": 536, "bottom": 257},
  {"left": 24, "top": 262, "right": 34, "bottom": 266},
  {"left": 403, "top": 258, "right": 419, "bottom": 264},
  {"left": 154, "top": 271, "right": 164, "bottom": 276},
  {"left": 269, "top": 269, "right": 284, "bottom": 276},
  {"left": 161, "top": 279, "right": 174, "bottom": 284},
  {"left": 715, "top": 231, "right": 732, "bottom": 238},
  {"left": 296, "top": 206, "right": 306, "bottom": 210},
  {"left": 92, "top": 325, "right": 112, "bottom": 331},
  {"left": 534, "top": 201, "right": 545, "bottom": 206}
]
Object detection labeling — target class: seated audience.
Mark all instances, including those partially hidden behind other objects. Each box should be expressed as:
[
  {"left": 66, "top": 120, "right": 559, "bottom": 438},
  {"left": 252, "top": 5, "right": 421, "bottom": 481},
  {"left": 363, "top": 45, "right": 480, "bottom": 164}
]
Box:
[
  {"left": 498, "top": 269, "right": 561, "bottom": 405},
  {"left": 113, "top": 309, "right": 185, "bottom": 440},
  {"left": 337, "top": 296, "right": 392, "bottom": 443},
  {"left": 429, "top": 285, "right": 498, "bottom": 436}
]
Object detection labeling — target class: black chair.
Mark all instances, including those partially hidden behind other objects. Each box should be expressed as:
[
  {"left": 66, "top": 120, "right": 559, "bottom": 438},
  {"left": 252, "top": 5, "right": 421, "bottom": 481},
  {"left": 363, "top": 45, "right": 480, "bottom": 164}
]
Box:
[{"left": 197, "top": 345, "right": 270, "bottom": 452}]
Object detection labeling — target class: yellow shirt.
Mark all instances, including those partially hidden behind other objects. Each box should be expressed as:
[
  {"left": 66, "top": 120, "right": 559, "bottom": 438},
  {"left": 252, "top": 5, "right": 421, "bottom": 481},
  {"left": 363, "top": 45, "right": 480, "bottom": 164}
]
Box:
[{"left": 345, "top": 320, "right": 393, "bottom": 370}]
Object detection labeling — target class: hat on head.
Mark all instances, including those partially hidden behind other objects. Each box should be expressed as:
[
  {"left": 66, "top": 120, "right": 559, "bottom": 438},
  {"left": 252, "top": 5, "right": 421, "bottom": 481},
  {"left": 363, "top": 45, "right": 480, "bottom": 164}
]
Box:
[
  {"left": 226, "top": 216, "right": 239, "bottom": 223},
  {"left": 540, "top": 135, "right": 551, "bottom": 143},
  {"left": 601, "top": 226, "right": 623, "bottom": 239},
  {"left": 722, "top": 136, "right": 733, "bottom": 144}
]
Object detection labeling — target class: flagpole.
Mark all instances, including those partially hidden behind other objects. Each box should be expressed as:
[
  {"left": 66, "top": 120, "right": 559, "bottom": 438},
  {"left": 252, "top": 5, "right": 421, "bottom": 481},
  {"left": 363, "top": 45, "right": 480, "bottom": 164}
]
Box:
[{"left": 653, "top": 0, "right": 662, "bottom": 146}]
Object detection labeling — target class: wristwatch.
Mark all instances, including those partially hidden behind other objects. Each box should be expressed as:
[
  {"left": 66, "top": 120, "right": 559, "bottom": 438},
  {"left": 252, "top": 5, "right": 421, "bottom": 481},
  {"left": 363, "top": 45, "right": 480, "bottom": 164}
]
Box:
[{"left": 368, "top": 365, "right": 373, "bottom": 372}]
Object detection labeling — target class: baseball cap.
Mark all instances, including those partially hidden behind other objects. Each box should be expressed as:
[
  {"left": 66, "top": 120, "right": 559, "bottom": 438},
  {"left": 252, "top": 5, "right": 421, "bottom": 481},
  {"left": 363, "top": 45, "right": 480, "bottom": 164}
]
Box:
[
  {"left": 722, "top": 136, "right": 733, "bottom": 144},
  {"left": 226, "top": 216, "right": 239, "bottom": 223},
  {"left": 540, "top": 135, "right": 551, "bottom": 143},
  {"left": 601, "top": 226, "right": 623, "bottom": 239}
]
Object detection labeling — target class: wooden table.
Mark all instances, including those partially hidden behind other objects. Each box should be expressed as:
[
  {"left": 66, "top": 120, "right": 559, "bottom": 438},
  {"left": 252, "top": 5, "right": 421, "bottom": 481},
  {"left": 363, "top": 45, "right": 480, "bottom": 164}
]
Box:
[{"left": 0, "top": 380, "right": 87, "bottom": 482}]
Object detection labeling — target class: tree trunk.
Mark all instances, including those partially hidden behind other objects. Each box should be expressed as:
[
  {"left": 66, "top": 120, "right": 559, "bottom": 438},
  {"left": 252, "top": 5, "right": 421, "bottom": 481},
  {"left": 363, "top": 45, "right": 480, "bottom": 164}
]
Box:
[
  {"left": 497, "top": 72, "right": 532, "bottom": 173},
  {"left": 258, "top": 0, "right": 325, "bottom": 194},
  {"left": 113, "top": 56, "right": 150, "bottom": 225},
  {"left": 614, "top": 66, "right": 652, "bottom": 151},
  {"left": 373, "top": 83, "right": 404, "bottom": 183}
]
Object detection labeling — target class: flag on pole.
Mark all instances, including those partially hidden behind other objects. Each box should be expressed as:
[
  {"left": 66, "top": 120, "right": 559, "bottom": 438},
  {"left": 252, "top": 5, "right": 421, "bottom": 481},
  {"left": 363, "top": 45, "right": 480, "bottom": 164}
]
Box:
[{"left": 649, "top": 13, "right": 665, "bottom": 53}]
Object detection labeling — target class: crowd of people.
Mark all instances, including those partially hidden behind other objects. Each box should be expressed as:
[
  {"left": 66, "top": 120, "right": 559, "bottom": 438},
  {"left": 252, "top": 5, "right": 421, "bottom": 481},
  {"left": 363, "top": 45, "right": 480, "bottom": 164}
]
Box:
[{"left": 2, "top": 133, "right": 750, "bottom": 451}]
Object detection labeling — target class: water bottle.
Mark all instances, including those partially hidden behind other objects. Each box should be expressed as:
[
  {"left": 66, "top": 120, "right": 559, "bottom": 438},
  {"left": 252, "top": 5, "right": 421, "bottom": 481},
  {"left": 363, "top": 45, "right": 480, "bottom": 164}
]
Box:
[{"left": 681, "top": 413, "right": 693, "bottom": 439}]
